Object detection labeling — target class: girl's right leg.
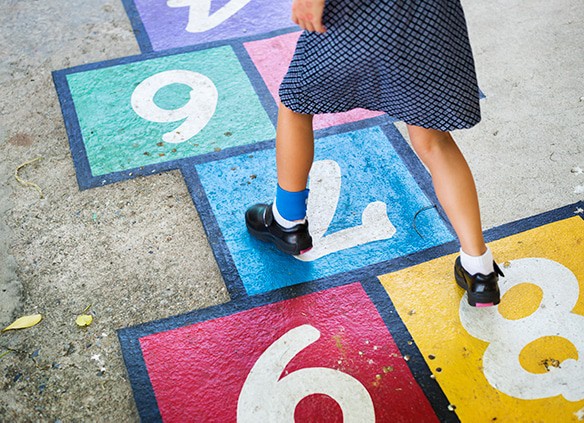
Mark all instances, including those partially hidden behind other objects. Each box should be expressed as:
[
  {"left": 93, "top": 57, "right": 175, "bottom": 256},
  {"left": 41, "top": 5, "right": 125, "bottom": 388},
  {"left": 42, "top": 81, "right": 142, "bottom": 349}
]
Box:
[
  {"left": 276, "top": 102, "right": 315, "bottom": 192},
  {"left": 245, "top": 103, "right": 314, "bottom": 255}
]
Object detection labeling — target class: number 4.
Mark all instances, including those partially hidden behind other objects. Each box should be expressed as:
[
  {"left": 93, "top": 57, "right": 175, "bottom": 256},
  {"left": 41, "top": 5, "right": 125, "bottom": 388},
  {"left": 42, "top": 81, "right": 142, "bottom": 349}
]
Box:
[{"left": 167, "top": 0, "right": 253, "bottom": 33}]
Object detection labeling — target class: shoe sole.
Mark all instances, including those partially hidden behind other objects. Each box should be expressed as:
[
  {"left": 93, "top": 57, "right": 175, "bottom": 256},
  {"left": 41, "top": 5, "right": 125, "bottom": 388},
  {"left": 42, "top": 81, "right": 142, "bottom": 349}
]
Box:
[
  {"left": 454, "top": 271, "right": 500, "bottom": 307},
  {"left": 246, "top": 223, "right": 312, "bottom": 256}
]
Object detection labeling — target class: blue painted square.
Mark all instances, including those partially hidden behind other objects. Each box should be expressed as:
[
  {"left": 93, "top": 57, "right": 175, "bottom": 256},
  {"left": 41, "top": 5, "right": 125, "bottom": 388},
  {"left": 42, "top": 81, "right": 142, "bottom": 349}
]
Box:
[
  {"left": 195, "top": 125, "right": 455, "bottom": 295},
  {"left": 64, "top": 46, "right": 274, "bottom": 177}
]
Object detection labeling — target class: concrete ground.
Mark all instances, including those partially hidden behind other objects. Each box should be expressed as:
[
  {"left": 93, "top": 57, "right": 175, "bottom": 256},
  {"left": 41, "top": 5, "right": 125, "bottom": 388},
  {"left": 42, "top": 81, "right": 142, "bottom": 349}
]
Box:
[{"left": 0, "top": 0, "right": 582, "bottom": 420}]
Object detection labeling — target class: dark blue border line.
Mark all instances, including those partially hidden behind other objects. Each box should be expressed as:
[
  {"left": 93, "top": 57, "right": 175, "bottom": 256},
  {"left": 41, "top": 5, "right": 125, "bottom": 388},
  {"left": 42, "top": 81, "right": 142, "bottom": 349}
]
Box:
[
  {"left": 362, "top": 278, "right": 460, "bottom": 423},
  {"left": 183, "top": 120, "right": 457, "bottom": 299},
  {"left": 121, "top": 0, "right": 153, "bottom": 53},
  {"left": 52, "top": 70, "right": 96, "bottom": 190},
  {"left": 117, "top": 201, "right": 582, "bottom": 422},
  {"left": 231, "top": 42, "right": 280, "bottom": 127},
  {"left": 484, "top": 200, "right": 584, "bottom": 241},
  {"left": 180, "top": 164, "right": 244, "bottom": 298},
  {"left": 118, "top": 276, "right": 457, "bottom": 422}
]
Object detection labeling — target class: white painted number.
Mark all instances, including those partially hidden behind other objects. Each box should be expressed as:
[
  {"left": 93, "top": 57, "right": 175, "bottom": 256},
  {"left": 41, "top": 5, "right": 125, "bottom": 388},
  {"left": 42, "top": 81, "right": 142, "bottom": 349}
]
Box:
[
  {"left": 237, "top": 325, "right": 375, "bottom": 422},
  {"left": 167, "top": 0, "right": 252, "bottom": 33},
  {"left": 460, "top": 258, "right": 584, "bottom": 401},
  {"left": 131, "top": 70, "right": 218, "bottom": 144},
  {"left": 295, "top": 160, "right": 396, "bottom": 261}
]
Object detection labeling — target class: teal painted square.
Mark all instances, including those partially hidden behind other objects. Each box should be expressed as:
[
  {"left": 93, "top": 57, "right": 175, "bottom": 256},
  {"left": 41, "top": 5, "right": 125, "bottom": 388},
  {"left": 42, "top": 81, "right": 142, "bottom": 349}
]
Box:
[
  {"left": 195, "top": 125, "right": 455, "bottom": 295},
  {"left": 66, "top": 46, "right": 275, "bottom": 176}
]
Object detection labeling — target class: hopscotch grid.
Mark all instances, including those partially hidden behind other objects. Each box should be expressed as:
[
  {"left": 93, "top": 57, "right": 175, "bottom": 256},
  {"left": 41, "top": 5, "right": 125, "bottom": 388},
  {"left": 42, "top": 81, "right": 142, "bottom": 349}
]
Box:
[
  {"left": 56, "top": 1, "right": 583, "bottom": 419},
  {"left": 52, "top": 27, "right": 394, "bottom": 191},
  {"left": 117, "top": 201, "right": 583, "bottom": 422}
]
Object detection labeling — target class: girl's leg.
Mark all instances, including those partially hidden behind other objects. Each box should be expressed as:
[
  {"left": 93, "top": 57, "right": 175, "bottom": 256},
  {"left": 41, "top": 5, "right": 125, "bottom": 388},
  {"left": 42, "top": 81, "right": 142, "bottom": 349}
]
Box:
[
  {"left": 244, "top": 103, "right": 314, "bottom": 255},
  {"left": 276, "top": 102, "right": 315, "bottom": 192},
  {"left": 406, "top": 125, "right": 486, "bottom": 256}
]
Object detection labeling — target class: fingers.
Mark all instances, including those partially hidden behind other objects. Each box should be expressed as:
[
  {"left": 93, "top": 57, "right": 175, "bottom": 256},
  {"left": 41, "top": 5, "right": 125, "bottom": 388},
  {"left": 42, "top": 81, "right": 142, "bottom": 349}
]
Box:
[
  {"left": 291, "top": 0, "right": 326, "bottom": 33},
  {"left": 292, "top": 15, "right": 326, "bottom": 33},
  {"left": 312, "top": 19, "right": 326, "bottom": 34}
]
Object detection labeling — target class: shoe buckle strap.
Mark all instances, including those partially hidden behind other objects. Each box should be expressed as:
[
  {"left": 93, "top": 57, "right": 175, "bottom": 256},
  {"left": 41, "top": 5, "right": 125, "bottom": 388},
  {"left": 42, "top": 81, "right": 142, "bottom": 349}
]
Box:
[{"left": 494, "top": 261, "right": 505, "bottom": 277}]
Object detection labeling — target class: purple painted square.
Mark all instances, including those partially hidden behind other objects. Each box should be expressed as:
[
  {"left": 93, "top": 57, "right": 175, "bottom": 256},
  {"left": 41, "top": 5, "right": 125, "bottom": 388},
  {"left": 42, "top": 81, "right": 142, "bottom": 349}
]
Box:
[{"left": 132, "top": 0, "right": 294, "bottom": 51}]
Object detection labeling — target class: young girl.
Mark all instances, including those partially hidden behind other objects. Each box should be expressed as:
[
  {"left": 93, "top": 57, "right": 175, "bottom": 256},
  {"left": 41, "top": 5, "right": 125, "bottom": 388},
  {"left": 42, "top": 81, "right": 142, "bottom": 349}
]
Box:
[{"left": 245, "top": 0, "right": 503, "bottom": 307}]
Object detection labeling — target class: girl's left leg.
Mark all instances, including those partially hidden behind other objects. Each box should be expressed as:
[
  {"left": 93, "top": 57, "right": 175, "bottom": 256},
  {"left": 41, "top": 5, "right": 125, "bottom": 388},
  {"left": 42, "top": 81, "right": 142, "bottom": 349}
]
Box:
[
  {"left": 406, "top": 125, "right": 485, "bottom": 256},
  {"left": 406, "top": 124, "right": 502, "bottom": 306}
]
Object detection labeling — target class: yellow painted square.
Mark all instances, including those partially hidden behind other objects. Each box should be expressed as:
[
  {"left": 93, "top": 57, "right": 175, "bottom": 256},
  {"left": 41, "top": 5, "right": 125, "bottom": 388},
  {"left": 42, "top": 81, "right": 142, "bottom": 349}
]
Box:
[{"left": 379, "top": 216, "right": 584, "bottom": 422}]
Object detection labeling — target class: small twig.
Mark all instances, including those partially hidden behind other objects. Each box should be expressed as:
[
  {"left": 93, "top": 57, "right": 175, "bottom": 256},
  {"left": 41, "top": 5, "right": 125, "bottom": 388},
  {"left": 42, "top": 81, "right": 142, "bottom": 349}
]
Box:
[
  {"left": 0, "top": 350, "right": 12, "bottom": 360},
  {"left": 14, "top": 157, "right": 44, "bottom": 198},
  {"left": 413, "top": 204, "right": 438, "bottom": 239}
]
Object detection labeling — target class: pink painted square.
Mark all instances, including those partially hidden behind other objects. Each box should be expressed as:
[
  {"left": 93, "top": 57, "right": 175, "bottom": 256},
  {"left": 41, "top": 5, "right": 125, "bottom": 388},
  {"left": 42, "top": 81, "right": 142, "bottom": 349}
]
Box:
[
  {"left": 139, "top": 283, "right": 438, "bottom": 422},
  {"left": 244, "top": 32, "right": 384, "bottom": 131}
]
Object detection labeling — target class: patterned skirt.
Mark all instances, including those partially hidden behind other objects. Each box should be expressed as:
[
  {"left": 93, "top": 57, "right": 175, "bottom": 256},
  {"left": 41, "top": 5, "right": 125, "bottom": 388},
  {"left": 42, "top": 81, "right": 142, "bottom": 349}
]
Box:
[{"left": 279, "top": 0, "right": 481, "bottom": 131}]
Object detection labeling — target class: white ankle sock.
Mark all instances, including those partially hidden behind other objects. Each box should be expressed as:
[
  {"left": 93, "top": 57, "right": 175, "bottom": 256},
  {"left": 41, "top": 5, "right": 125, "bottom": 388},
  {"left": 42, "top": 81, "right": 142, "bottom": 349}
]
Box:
[
  {"left": 273, "top": 200, "right": 306, "bottom": 229},
  {"left": 460, "top": 246, "right": 494, "bottom": 276}
]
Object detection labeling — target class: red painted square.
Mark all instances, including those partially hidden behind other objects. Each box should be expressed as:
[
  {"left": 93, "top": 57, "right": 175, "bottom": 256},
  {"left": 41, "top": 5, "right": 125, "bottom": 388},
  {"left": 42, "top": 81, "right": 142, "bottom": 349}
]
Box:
[
  {"left": 244, "top": 32, "right": 384, "bottom": 131},
  {"left": 140, "top": 283, "right": 438, "bottom": 422}
]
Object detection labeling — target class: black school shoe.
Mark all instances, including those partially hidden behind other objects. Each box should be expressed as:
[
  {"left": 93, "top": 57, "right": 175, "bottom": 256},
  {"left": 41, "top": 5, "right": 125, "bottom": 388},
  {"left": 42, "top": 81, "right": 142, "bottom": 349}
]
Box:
[
  {"left": 245, "top": 203, "right": 313, "bottom": 256},
  {"left": 454, "top": 257, "right": 504, "bottom": 307}
]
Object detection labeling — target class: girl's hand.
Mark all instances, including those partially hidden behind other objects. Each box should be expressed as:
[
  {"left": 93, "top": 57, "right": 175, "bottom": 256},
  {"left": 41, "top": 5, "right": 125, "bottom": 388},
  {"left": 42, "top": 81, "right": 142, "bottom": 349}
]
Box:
[{"left": 291, "top": 0, "right": 326, "bottom": 33}]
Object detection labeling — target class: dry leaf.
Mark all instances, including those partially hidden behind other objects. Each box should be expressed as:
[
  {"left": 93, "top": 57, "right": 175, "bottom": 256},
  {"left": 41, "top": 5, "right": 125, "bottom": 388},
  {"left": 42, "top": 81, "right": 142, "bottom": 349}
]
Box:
[
  {"left": 2, "top": 314, "right": 43, "bottom": 331},
  {"left": 75, "top": 314, "right": 93, "bottom": 327}
]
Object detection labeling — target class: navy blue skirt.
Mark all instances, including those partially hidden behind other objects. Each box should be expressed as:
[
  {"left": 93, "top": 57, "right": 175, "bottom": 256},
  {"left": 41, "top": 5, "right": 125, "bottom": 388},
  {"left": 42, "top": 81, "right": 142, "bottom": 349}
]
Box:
[{"left": 279, "top": 0, "right": 481, "bottom": 131}]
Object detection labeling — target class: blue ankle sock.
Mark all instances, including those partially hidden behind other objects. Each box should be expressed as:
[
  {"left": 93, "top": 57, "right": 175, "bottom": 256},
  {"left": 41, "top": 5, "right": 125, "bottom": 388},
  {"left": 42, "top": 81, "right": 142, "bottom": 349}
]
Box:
[{"left": 275, "top": 184, "right": 309, "bottom": 221}]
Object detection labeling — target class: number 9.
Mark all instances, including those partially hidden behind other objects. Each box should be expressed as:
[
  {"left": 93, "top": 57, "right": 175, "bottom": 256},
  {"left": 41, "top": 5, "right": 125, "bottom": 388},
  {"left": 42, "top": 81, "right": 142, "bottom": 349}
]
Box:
[{"left": 131, "top": 69, "right": 218, "bottom": 144}]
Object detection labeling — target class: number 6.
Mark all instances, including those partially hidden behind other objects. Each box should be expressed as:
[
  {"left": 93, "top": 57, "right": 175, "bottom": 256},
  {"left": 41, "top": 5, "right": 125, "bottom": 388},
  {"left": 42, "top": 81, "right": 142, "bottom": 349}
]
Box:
[{"left": 237, "top": 324, "right": 375, "bottom": 422}]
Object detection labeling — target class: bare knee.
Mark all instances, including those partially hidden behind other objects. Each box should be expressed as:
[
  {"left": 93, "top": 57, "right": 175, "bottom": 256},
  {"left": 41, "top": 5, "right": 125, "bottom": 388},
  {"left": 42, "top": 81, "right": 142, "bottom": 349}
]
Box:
[{"left": 406, "top": 125, "right": 456, "bottom": 164}]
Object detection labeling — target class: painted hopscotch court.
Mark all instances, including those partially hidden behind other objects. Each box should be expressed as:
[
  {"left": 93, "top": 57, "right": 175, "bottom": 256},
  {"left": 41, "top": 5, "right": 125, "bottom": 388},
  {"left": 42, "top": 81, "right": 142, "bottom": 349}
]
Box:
[
  {"left": 119, "top": 204, "right": 584, "bottom": 422},
  {"left": 53, "top": 0, "right": 584, "bottom": 421}
]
